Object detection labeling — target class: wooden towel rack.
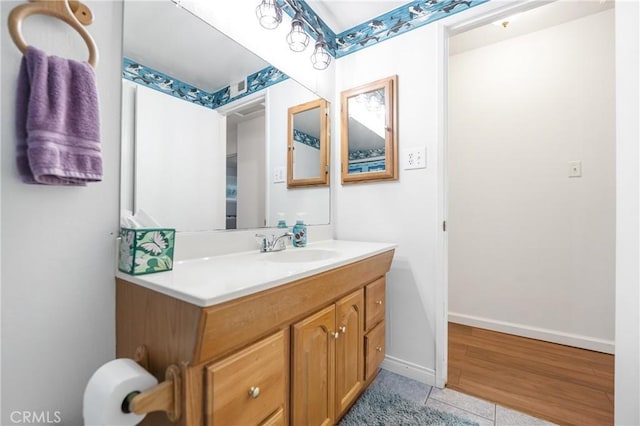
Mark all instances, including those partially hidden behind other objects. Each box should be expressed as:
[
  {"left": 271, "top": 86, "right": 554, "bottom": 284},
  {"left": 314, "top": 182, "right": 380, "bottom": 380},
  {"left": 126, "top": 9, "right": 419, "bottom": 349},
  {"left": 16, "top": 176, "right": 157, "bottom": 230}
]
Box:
[{"left": 8, "top": 0, "right": 99, "bottom": 68}]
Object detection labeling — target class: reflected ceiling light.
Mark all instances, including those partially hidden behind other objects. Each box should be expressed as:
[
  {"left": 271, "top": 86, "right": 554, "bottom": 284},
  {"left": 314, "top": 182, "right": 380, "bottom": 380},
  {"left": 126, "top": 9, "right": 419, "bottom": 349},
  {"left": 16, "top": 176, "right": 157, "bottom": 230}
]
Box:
[
  {"left": 255, "top": 0, "right": 331, "bottom": 70},
  {"left": 365, "top": 90, "right": 384, "bottom": 112},
  {"left": 256, "top": 0, "right": 282, "bottom": 29},
  {"left": 287, "top": 12, "right": 310, "bottom": 52},
  {"left": 310, "top": 34, "right": 331, "bottom": 70}
]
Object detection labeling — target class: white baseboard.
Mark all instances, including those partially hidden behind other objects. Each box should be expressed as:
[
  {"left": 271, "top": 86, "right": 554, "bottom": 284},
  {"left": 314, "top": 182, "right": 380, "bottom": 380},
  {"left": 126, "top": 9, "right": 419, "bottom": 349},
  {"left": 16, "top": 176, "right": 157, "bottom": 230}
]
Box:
[
  {"left": 449, "top": 312, "right": 615, "bottom": 354},
  {"left": 380, "top": 356, "right": 437, "bottom": 387}
]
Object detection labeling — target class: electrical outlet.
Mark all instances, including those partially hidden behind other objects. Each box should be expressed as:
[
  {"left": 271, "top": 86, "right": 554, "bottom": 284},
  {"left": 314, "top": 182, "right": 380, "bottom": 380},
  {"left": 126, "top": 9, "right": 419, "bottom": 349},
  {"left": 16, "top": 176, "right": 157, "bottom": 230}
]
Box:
[
  {"left": 273, "top": 167, "right": 285, "bottom": 183},
  {"left": 405, "top": 147, "right": 426, "bottom": 170}
]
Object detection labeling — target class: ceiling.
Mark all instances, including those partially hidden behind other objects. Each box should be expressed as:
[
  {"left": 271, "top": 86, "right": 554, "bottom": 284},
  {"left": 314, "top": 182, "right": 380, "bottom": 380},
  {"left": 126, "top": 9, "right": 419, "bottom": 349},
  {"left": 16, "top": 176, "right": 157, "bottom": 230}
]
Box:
[
  {"left": 449, "top": 0, "right": 614, "bottom": 55},
  {"left": 123, "top": 0, "right": 614, "bottom": 100},
  {"left": 123, "top": 1, "right": 269, "bottom": 93},
  {"left": 306, "top": 0, "right": 408, "bottom": 34}
]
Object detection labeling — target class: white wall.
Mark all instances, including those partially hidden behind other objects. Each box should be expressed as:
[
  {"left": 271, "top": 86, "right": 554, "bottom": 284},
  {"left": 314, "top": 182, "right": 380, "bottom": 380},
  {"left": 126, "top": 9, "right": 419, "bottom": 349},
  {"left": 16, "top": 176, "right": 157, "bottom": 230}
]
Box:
[
  {"left": 267, "top": 79, "right": 330, "bottom": 227},
  {"left": 135, "top": 85, "right": 226, "bottom": 231},
  {"left": 448, "top": 10, "right": 615, "bottom": 352},
  {"left": 335, "top": 24, "right": 442, "bottom": 383},
  {"left": 293, "top": 142, "right": 320, "bottom": 179},
  {"left": 614, "top": 0, "right": 640, "bottom": 424},
  {"left": 237, "top": 115, "right": 266, "bottom": 229},
  {"left": 121, "top": 83, "right": 227, "bottom": 231},
  {"left": 1, "top": 1, "right": 122, "bottom": 424}
]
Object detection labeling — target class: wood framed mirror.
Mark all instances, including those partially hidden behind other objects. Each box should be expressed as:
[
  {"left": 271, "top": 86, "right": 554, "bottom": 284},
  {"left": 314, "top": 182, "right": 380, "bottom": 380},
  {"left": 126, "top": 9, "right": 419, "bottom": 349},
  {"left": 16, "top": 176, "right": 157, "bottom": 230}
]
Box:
[
  {"left": 287, "top": 98, "right": 330, "bottom": 187},
  {"left": 341, "top": 75, "right": 398, "bottom": 184}
]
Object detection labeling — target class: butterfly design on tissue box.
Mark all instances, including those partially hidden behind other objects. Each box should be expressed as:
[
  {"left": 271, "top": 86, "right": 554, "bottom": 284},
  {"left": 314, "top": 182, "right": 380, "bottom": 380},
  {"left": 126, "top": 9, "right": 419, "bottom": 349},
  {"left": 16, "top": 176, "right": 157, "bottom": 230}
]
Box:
[{"left": 118, "top": 228, "right": 175, "bottom": 275}]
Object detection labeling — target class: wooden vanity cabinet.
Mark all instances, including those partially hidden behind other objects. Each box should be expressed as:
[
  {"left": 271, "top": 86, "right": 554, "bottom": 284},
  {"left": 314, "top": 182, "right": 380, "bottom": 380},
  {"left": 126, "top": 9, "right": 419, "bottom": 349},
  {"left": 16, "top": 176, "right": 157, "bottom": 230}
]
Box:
[{"left": 116, "top": 249, "right": 394, "bottom": 426}]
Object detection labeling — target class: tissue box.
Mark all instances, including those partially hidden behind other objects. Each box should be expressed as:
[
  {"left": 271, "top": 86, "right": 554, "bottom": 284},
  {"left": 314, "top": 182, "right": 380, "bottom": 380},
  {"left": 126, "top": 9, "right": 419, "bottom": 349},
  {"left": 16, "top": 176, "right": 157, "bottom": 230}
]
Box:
[{"left": 118, "top": 228, "right": 175, "bottom": 275}]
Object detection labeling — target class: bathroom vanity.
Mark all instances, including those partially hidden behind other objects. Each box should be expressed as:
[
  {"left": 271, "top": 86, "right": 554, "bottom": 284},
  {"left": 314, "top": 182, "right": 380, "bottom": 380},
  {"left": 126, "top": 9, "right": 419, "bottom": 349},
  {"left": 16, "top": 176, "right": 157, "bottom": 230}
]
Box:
[{"left": 115, "top": 240, "right": 395, "bottom": 426}]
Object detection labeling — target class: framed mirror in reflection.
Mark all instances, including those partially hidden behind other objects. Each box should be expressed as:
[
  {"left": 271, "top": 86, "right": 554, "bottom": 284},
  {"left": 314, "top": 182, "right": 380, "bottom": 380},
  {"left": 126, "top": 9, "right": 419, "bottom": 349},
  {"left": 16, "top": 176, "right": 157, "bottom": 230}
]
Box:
[
  {"left": 340, "top": 75, "right": 398, "bottom": 184},
  {"left": 120, "top": 0, "right": 330, "bottom": 232},
  {"left": 287, "top": 98, "right": 329, "bottom": 187}
]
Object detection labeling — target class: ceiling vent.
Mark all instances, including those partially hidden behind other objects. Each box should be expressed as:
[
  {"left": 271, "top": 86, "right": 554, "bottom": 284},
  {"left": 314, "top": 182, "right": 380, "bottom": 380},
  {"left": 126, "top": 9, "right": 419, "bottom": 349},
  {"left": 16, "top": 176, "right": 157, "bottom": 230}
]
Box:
[{"left": 229, "top": 78, "right": 248, "bottom": 98}]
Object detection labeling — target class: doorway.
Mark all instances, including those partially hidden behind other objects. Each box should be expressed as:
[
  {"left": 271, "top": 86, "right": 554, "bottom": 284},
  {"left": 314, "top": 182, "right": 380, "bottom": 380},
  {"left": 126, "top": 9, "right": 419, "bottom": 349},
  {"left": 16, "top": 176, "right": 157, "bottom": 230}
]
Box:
[
  {"left": 221, "top": 96, "right": 267, "bottom": 229},
  {"left": 443, "top": 1, "right": 615, "bottom": 424}
]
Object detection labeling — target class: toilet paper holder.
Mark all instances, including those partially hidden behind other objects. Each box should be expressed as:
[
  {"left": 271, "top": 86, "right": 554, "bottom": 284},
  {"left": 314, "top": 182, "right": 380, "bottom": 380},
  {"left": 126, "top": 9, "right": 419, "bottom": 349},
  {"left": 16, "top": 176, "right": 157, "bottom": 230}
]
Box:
[{"left": 121, "top": 345, "right": 182, "bottom": 422}]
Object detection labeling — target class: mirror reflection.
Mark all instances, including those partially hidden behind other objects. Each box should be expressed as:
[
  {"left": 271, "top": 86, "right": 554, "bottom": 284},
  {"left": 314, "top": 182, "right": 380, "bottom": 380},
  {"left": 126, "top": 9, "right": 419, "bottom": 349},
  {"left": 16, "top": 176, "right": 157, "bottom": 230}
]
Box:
[
  {"left": 341, "top": 76, "right": 398, "bottom": 184},
  {"left": 121, "top": 0, "right": 330, "bottom": 231},
  {"left": 288, "top": 98, "right": 329, "bottom": 187},
  {"left": 347, "top": 90, "right": 386, "bottom": 173}
]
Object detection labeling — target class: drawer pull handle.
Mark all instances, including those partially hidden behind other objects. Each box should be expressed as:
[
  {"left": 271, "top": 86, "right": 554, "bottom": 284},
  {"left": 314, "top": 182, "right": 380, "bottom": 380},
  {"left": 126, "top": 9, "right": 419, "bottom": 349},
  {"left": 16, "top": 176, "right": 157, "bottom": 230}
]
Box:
[
  {"left": 332, "top": 331, "right": 340, "bottom": 339},
  {"left": 248, "top": 387, "right": 260, "bottom": 399},
  {"left": 376, "top": 346, "right": 383, "bottom": 352},
  {"left": 375, "top": 300, "right": 383, "bottom": 306},
  {"left": 339, "top": 326, "right": 347, "bottom": 334}
]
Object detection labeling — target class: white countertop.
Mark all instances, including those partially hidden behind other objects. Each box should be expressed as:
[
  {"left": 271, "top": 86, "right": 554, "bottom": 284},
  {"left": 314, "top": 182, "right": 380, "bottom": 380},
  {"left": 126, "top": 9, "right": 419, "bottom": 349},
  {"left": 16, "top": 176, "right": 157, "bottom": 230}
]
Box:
[{"left": 116, "top": 240, "right": 396, "bottom": 307}]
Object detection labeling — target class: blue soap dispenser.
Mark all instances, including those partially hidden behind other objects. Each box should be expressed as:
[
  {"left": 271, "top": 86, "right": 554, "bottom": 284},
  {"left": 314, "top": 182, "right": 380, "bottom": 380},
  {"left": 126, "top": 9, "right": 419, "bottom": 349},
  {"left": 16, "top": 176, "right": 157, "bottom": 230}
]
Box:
[{"left": 292, "top": 214, "right": 307, "bottom": 247}]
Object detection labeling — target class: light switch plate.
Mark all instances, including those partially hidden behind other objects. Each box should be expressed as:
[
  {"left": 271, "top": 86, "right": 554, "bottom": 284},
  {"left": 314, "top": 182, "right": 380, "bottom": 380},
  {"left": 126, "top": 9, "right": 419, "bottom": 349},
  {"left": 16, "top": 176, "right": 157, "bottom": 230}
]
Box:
[
  {"left": 568, "top": 161, "right": 582, "bottom": 178},
  {"left": 273, "top": 167, "right": 285, "bottom": 183},
  {"left": 405, "top": 147, "right": 426, "bottom": 170}
]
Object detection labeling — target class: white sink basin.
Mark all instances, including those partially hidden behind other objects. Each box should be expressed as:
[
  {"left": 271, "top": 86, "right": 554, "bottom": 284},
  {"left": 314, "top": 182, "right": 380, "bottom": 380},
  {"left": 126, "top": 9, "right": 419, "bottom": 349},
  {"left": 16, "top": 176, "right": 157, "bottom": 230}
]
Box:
[{"left": 265, "top": 248, "right": 337, "bottom": 263}]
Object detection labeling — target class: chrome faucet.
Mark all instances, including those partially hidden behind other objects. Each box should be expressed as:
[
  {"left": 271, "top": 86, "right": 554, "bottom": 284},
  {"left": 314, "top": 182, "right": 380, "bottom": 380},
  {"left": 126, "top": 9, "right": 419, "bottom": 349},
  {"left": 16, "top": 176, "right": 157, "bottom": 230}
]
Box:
[{"left": 255, "top": 232, "right": 294, "bottom": 253}]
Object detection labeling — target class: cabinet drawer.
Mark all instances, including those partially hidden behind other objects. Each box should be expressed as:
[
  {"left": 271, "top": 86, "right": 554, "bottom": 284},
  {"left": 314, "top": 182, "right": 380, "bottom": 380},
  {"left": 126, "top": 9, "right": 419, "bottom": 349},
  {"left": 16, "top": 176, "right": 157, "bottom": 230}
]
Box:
[
  {"left": 365, "top": 278, "right": 385, "bottom": 331},
  {"left": 207, "top": 331, "right": 286, "bottom": 426},
  {"left": 260, "top": 408, "right": 284, "bottom": 426},
  {"left": 365, "top": 321, "right": 385, "bottom": 381}
]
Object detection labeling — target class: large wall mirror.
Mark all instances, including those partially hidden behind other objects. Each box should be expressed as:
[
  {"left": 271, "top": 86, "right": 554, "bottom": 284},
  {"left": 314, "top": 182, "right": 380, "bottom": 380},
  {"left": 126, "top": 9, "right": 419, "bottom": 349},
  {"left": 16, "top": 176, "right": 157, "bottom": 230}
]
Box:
[
  {"left": 287, "top": 99, "right": 329, "bottom": 187},
  {"left": 340, "top": 75, "right": 398, "bottom": 184},
  {"left": 121, "top": 0, "right": 330, "bottom": 232}
]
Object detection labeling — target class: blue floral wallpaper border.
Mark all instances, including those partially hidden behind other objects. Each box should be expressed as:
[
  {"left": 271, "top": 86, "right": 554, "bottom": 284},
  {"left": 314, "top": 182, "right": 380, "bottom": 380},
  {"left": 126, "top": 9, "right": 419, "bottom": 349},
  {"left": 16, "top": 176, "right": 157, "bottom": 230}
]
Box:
[
  {"left": 292, "top": 0, "right": 489, "bottom": 59},
  {"left": 348, "top": 148, "right": 386, "bottom": 161},
  {"left": 123, "top": 57, "right": 288, "bottom": 110},
  {"left": 293, "top": 128, "right": 320, "bottom": 150}
]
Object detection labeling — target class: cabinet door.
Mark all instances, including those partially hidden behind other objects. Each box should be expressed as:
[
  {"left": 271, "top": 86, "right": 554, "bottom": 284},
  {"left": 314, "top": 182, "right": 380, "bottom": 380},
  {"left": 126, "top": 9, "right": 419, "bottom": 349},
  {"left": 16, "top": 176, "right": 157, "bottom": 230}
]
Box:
[
  {"left": 206, "top": 331, "right": 286, "bottom": 426},
  {"left": 335, "top": 289, "right": 364, "bottom": 417},
  {"left": 292, "top": 304, "right": 336, "bottom": 426}
]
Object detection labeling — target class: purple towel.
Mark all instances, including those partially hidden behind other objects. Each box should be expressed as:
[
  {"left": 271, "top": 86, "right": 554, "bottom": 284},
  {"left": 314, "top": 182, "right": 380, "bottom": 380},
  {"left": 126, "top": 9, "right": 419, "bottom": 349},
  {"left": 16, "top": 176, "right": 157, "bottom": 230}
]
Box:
[{"left": 16, "top": 46, "right": 102, "bottom": 186}]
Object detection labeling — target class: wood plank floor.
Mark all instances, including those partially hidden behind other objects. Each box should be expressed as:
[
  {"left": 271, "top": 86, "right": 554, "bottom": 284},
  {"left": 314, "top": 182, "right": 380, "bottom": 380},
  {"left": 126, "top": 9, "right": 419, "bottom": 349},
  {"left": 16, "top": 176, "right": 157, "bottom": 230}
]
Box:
[{"left": 448, "top": 323, "right": 614, "bottom": 426}]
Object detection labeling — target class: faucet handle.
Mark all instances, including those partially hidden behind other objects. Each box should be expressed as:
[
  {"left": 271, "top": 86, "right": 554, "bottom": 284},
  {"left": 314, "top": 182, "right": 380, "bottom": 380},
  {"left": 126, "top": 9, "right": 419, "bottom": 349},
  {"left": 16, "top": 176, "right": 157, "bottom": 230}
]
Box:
[{"left": 255, "top": 233, "right": 269, "bottom": 252}]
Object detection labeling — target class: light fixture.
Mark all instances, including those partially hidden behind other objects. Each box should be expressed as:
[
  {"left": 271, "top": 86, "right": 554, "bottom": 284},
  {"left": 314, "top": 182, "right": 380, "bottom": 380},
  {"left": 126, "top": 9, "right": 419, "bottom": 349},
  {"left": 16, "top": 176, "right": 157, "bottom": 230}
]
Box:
[
  {"left": 310, "top": 34, "right": 331, "bottom": 70},
  {"left": 255, "top": 0, "right": 331, "bottom": 70},
  {"left": 492, "top": 13, "right": 520, "bottom": 29},
  {"left": 286, "top": 12, "right": 309, "bottom": 52},
  {"left": 256, "top": 0, "right": 282, "bottom": 30}
]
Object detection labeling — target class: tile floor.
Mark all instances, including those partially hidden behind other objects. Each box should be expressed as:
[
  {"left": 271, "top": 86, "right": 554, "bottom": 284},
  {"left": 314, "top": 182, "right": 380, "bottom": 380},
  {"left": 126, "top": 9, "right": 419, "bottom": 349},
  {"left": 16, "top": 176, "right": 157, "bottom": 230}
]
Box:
[{"left": 368, "top": 369, "right": 557, "bottom": 426}]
